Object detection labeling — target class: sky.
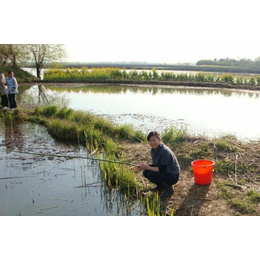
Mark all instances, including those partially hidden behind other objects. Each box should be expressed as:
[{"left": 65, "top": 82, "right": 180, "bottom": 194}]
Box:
[
  {"left": 4, "top": 0, "right": 260, "bottom": 64},
  {"left": 65, "top": 43, "right": 260, "bottom": 63}
]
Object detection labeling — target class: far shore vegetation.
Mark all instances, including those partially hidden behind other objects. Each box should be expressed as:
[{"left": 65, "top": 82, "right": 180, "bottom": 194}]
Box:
[
  {"left": 3, "top": 65, "right": 260, "bottom": 91},
  {"left": 42, "top": 67, "right": 260, "bottom": 90},
  {"left": 196, "top": 57, "right": 260, "bottom": 69}
]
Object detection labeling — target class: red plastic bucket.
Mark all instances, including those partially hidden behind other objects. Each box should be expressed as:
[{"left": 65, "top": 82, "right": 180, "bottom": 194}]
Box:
[{"left": 191, "top": 159, "right": 215, "bottom": 185}]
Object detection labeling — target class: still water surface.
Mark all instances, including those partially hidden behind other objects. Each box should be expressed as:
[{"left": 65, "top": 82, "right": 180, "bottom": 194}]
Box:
[
  {"left": 0, "top": 123, "right": 140, "bottom": 216},
  {"left": 19, "top": 84, "right": 260, "bottom": 140}
]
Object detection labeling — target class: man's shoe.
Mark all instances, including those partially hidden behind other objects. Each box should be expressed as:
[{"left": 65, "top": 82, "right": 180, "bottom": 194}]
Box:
[
  {"left": 150, "top": 185, "right": 160, "bottom": 192},
  {"left": 160, "top": 185, "right": 174, "bottom": 199}
]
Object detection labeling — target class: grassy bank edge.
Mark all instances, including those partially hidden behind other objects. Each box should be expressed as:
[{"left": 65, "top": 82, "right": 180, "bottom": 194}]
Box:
[
  {"left": 28, "top": 79, "right": 260, "bottom": 91},
  {"left": 1, "top": 66, "right": 38, "bottom": 82}
]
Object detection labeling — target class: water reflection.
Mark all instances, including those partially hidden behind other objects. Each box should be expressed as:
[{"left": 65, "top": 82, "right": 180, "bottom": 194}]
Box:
[
  {"left": 39, "top": 84, "right": 260, "bottom": 98},
  {"left": 0, "top": 123, "right": 141, "bottom": 216},
  {"left": 18, "top": 84, "right": 260, "bottom": 140},
  {"left": 19, "top": 84, "right": 260, "bottom": 101},
  {"left": 4, "top": 122, "right": 25, "bottom": 154},
  {"left": 37, "top": 85, "right": 50, "bottom": 104},
  {"left": 19, "top": 85, "right": 69, "bottom": 107}
]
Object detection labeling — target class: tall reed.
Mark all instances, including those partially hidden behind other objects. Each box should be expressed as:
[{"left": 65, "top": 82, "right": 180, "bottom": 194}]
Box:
[{"left": 44, "top": 67, "right": 260, "bottom": 87}]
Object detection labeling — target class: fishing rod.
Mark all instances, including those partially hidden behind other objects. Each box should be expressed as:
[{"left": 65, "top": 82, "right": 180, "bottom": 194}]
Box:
[
  {"left": 17, "top": 151, "right": 136, "bottom": 166},
  {"left": 122, "top": 130, "right": 144, "bottom": 143}
]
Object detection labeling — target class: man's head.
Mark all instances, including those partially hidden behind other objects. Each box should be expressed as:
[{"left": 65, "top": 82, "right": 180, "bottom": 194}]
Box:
[
  {"left": 8, "top": 71, "right": 14, "bottom": 77},
  {"left": 147, "top": 131, "right": 161, "bottom": 149}
]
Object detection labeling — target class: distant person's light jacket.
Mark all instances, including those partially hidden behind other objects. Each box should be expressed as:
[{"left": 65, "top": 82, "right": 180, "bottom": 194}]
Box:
[
  {"left": 6, "top": 77, "right": 18, "bottom": 94},
  {"left": 0, "top": 73, "right": 7, "bottom": 95}
]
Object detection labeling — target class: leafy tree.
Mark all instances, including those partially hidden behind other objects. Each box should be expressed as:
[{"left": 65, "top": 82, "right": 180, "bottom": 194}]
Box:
[
  {"left": 0, "top": 45, "right": 8, "bottom": 65},
  {"left": 27, "top": 44, "right": 66, "bottom": 78},
  {"left": 196, "top": 57, "right": 260, "bottom": 68},
  {"left": 0, "top": 44, "right": 29, "bottom": 66}
]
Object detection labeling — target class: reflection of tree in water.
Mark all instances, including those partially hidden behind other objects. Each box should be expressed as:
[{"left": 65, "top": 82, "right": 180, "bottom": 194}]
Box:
[
  {"left": 20, "top": 85, "right": 69, "bottom": 107},
  {"left": 38, "top": 85, "right": 50, "bottom": 105},
  {"left": 48, "top": 85, "right": 260, "bottom": 98},
  {"left": 4, "top": 122, "right": 25, "bottom": 154}
]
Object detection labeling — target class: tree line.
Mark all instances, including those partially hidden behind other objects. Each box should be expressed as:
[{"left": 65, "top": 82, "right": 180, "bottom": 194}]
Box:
[
  {"left": 0, "top": 44, "right": 66, "bottom": 78},
  {"left": 196, "top": 57, "right": 260, "bottom": 68}
]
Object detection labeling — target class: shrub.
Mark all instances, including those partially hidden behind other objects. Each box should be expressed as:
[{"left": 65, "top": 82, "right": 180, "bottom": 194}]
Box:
[{"left": 162, "top": 127, "right": 189, "bottom": 144}]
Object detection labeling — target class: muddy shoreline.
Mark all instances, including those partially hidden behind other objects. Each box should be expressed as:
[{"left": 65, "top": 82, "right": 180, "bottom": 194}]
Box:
[{"left": 20, "top": 79, "right": 260, "bottom": 92}]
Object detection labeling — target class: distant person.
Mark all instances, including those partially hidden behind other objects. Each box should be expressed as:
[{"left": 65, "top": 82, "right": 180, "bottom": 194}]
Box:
[
  {"left": 5, "top": 71, "right": 18, "bottom": 110},
  {"left": 0, "top": 70, "right": 8, "bottom": 109},
  {"left": 136, "top": 131, "right": 180, "bottom": 199}
]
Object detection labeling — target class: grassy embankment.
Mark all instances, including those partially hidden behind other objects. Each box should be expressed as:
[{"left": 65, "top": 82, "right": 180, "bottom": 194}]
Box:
[
  {"left": 43, "top": 67, "right": 260, "bottom": 90},
  {"left": 0, "top": 66, "right": 38, "bottom": 82},
  {"left": 162, "top": 127, "right": 260, "bottom": 215},
  {"left": 0, "top": 106, "right": 259, "bottom": 215}
]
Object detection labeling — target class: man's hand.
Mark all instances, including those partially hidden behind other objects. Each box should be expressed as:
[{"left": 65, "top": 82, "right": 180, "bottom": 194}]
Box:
[{"left": 136, "top": 163, "right": 148, "bottom": 170}]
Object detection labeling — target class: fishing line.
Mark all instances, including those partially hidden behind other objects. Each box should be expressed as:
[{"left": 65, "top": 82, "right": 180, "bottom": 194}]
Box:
[{"left": 17, "top": 151, "right": 136, "bottom": 166}]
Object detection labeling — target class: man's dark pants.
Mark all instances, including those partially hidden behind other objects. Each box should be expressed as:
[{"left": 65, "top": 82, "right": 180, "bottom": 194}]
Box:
[
  {"left": 143, "top": 170, "right": 179, "bottom": 188},
  {"left": 8, "top": 94, "right": 17, "bottom": 109},
  {"left": 1, "top": 95, "right": 8, "bottom": 107}
]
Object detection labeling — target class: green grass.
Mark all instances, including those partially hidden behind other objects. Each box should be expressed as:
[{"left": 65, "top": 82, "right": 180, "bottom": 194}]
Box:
[
  {"left": 162, "top": 127, "right": 189, "bottom": 144},
  {"left": 100, "top": 156, "right": 143, "bottom": 196},
  {"left": 229, "top": 190, "right": 260, "bottom": 215},
  {"left": 160, "top": 128, "right": 258, "bottom": 179},
  {"left": 144, "top": 193, "right": 161, "bottom": 216},
  {"left": 15, "top": 106, "right": 147, "bottom": 200},
  {"left": 246, "top": 190, "right": 260, "bottom": 204},
  {"left": 0, "top": 66, "right": 38, "bottom": 82},
  {"left": 46, "top": 119, "right": 80, "bottom": 142},
  {"left": 32, "top": 105, "right": 146, "bottom": 155},
  {"left": 34, "top": 105, "right": 146, "bottom": 143},
  {"left": 215, "top": 140, "right": 232, "bottom": 152},
  {"left": 139, "top": 192, "right": 175, "bottom": 216},
  {"left": 217, "top": 182, "right": 260, "bottom": 215},
  {"left": 0, "top": 108, "right": 26, "bottom": 122},
  {"left": 40, "top": 105, "right": 59, "bottom": 117},
  {"left": 43, "top": 67, "right": 260, "bottom": 88}
]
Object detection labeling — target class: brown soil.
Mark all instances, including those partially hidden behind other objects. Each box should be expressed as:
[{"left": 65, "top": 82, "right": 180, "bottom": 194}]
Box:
[
  {"left": 165, "top": 172, "right": 235, "bottom": 216},
  {"left": 119, "top": 140, "right": 251, "bottom": 216}
]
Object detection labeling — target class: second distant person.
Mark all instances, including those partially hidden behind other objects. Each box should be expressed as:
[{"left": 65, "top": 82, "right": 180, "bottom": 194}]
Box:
[
  {"left": 0, "top": 70, "right": 8, "bottom": 109},
  {"left": 6, "top": 71, "right": 18, "bottom": 110}
]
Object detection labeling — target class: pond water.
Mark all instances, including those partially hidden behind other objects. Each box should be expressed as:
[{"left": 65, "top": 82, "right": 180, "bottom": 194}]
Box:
[
  {"left": 0, "top": 122, "right": 141, "bottom": 216},
  {"left": 19, "top": 84, "right": 260, "bottom": 141}
]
